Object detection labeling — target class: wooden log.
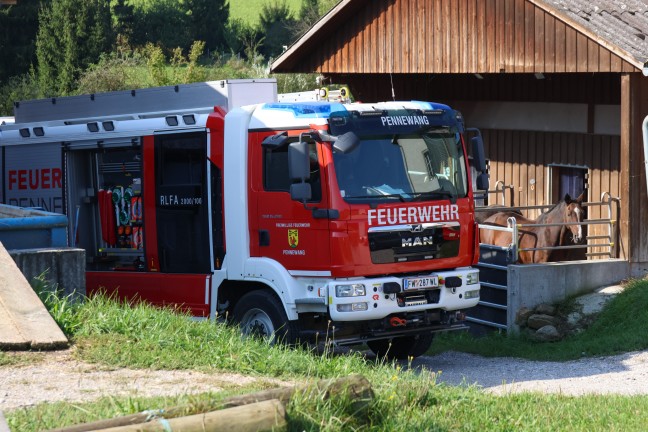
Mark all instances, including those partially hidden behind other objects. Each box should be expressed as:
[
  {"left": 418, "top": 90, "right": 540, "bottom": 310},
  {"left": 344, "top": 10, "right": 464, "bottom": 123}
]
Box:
[
  {"left": 221, "top": 373, "right": 373, "bottom": 410},
  {"left": 95, "top": 399, "right": 286, "bottom": 432},
  {"left": 48, "top": 374, "right": 373, "bottom": 432}
]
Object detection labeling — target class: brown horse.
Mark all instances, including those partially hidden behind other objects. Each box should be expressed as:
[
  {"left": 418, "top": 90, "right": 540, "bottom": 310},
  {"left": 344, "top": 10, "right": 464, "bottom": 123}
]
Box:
[{"left": 479, "top": 193, "right": 585, "bottom": 264}]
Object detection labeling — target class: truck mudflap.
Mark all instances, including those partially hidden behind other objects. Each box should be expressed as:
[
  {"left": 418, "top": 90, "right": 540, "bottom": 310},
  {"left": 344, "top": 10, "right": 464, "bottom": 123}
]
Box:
[{"left": 298, "top": 309, "right": 470, "bottom": 347}]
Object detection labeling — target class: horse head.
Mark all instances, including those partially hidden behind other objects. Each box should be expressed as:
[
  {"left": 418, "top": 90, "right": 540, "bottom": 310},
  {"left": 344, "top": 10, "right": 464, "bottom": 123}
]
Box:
[{"left": 563, "top": 193, "right": 585, "bottom": 243}]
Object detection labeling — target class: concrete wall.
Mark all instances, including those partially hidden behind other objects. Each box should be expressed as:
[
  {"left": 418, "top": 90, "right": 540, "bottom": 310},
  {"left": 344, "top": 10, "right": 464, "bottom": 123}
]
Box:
[
  {"left": 9, "top": 248, "right": 85, "bottom": 299},
  {"left": 506, "top": 259, "right": 630, "bottom": 331}
]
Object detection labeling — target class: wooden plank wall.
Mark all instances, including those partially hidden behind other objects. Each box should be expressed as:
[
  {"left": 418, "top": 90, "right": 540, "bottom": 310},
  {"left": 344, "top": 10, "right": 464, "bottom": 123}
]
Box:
[
  {"left": 482, "top": 129, "right": 621, "bottom": 258},
  {"left": 304, "top": 0, "right": 637, "bottom": 75},
  {"left": 483, "top": 130, "right": 621, "bottom": 209},
  {"left": 621, "top": 74, "right": 648, "bottom": 263}
]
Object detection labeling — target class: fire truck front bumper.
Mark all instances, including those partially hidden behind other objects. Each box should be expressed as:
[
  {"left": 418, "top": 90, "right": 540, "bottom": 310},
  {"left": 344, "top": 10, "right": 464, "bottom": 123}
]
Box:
[{"left": 327, "top": 267, "right": 480, "bottom": 322}]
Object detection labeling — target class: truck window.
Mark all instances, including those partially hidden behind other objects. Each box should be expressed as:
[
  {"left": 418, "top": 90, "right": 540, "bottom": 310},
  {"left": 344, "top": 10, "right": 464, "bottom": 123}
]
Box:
[
  {"left": 263, "top": 142, "right": 321, "bottom": 202},
  {"left": 334, "top": 131, "right": 467, "bottom": 203}
]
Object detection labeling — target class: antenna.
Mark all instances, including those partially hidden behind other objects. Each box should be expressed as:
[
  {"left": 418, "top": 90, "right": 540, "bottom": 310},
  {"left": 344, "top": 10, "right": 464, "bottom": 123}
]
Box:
[{"left": 389, "top": 72, "right": 396, "bottom": 101}]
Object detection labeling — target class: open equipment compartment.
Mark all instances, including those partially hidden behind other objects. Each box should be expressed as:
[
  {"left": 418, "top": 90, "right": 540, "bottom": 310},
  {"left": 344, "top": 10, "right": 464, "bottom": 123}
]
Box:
[{"left": 65, "top": 143, "right": 145, "bottom": 272}]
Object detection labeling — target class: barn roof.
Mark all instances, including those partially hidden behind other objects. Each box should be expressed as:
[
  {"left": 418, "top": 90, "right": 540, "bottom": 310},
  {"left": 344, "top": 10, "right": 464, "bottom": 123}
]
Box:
[
  {"left": 271, "top": 0, "right": 648, "bottom": 73},
  {"left": 538, "top": 0, "right": 648, "bottom": 65}
]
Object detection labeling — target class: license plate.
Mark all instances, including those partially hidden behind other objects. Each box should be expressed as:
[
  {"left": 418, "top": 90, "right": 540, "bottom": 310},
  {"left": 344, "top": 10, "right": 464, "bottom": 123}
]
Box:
[{"left": 403, "top": 276, "right": 438, "bottom": 290}]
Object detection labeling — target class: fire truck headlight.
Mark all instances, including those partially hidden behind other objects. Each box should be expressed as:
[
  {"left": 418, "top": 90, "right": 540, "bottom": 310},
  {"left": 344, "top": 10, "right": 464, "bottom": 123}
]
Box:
[
  {"left": 464, "top": 289, "right": 480, "bottom": 300},
  {"left": 336, "top": 284, "right": 366, "bottom": 297},
  {"left": 466, "top": 272, "right": 479, "bottom": 285},
  {"left": 337, "top": 302, "right": 369, "bottom": 312}
]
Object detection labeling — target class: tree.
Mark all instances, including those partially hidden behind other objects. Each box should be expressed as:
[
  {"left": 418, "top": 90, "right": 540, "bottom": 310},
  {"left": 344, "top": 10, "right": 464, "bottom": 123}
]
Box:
[
  {"left": 184, "top": 0, "right": 229, "bottom": 55},
  {"left": 258, "top": 0, "right": 296, "bottom": 60},
  {"left": 0, "top": 0, "right": 40, "bottom": 84},
  {"left": 225, "top": 18, "right": 263, "bottom": 60},
  {"left": 36, "top": 0, "right": 114, "bottom": 96},
  {"left": 128, "top": 0, "right": 228, "bottom": 55},
  {"left": 110, "top": 0, "right": 135, "bottom": 49},
  {"left": 130, "top": 0, "right": 189, "bottom": 53},
  {"left": 293, "top": 0, "right": 320, "bottom": 38}
]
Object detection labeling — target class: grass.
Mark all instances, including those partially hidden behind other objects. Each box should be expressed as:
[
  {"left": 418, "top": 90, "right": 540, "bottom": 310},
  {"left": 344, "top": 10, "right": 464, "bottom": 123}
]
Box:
[
  {"left": 6, "top": 278, "right": 648, "bottom": 430},
  {"left": 230, "top": 0, "right": 302, "bottom": 26},
  {"left": 429, "top": 278, "right": 648, "bottom": 361}
]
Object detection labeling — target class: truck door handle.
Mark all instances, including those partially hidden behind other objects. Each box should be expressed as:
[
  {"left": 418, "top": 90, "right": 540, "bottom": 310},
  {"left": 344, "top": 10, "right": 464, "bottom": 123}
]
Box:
[{"left": 259, "top": 230, "right": 270, "bottom": 247}]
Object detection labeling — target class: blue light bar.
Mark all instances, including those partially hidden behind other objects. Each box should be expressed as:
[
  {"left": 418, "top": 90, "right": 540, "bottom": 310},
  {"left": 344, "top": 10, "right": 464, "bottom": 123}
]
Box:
[
  {"left": 410, "top": 101, "right": 452, "bottom": 111},
  {"left": 262, "top": 102, "right": 348, "bottom": 119}
]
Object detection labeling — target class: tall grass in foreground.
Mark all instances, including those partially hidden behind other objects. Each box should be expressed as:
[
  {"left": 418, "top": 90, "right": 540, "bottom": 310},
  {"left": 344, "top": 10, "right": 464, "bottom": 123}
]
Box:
[
  {"left": 6, "top": 279, "right": 648, "bottom": 430},
  {"left": 8, "top": 365, "right": 648, "bottom": 431}
]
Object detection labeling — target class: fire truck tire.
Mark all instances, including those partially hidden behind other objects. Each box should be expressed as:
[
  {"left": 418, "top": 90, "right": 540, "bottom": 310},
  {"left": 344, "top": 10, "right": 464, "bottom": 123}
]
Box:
[
  {"left": 233, "top": 291, "right": 298, "bottom": 345},
  {"left": 367, "top": 333, "right": 434, "bottom": 360}
]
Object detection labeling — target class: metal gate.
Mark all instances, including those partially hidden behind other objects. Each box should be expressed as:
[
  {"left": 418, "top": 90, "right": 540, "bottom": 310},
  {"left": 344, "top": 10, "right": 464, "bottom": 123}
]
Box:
[
  {"left": 469, "top": 193, "right": 620, "bottom": 332},
  {"left": 468, "top": 222, "right": 516, "bottom": 333}
]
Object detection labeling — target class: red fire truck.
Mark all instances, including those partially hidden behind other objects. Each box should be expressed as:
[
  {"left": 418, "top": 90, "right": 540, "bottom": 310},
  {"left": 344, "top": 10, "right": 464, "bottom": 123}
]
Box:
[{"left": 0, "top": 79, "right": 488, "bottom": 359}]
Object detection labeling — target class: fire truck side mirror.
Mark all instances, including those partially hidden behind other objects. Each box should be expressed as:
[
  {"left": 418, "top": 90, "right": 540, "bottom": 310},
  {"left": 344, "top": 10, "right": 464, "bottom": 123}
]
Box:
[
  {"left": 332, "top": 131, "right": 360, "bottom": 154},
  {"left": 288, "top": 141, "right": 310, "bottom": 181},
  {"left": 476, "top": 172, "right": 489, "bottom": 191},
  {"left": 288, "top": 141, "right": 312, "bottom": 202},
  {"left": 290, "top": 182, "right": 312, "bottom": 202},
  {"left": 470, "top": 133, "right": 487, "bottom": 173}
]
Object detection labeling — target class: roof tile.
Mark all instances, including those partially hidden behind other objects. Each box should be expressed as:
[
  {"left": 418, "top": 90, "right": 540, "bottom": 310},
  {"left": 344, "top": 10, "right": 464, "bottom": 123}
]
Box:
[{"left": 538, "top": 0, "right": 648, "bottom": 63}]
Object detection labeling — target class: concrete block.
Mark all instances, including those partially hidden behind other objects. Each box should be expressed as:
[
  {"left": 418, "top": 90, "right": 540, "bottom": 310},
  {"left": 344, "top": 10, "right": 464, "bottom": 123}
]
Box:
[
  {"left": 507, "top": 259, "right": 630, "bottom": 332},
  {"left": 8, "top": 248, "right": 85, "bottom": 299}
]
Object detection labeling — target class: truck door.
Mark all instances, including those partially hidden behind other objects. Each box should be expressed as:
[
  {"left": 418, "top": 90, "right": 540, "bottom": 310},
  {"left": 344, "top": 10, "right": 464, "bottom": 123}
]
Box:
[
  {"left": 252, "top": 135, "right": 332, "bottom": 272},
  {"left": 153, "top": 132, "right": 211, "bottom": 273}
]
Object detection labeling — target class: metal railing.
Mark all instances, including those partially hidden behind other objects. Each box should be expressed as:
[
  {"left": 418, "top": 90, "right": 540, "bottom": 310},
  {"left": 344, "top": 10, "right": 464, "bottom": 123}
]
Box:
[
  {"left": 471, "top": 193, "right": 620, "bottom": 332},
  {"left": 477, "top": 192, "right": 620, "bottom": 261}
]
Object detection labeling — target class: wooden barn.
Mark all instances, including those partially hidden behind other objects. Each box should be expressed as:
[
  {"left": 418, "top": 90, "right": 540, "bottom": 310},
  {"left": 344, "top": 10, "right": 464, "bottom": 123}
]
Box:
[{"left": 272, "top": 0, "right": 648, "bottom": 273}]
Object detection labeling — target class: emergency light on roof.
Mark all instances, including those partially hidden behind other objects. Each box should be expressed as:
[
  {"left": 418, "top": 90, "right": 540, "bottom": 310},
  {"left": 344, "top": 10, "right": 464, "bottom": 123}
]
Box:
[
  {"left": 87, "top": 122, "right": 99, "bottom": 132},
  {"left": 33, "top": 127, "right": 44, "bottom": 136},
  {"left": 408, "top": 100, "right": 452, "bottom": 111},
  {"left": 166, "top": 116, "right": 179, "bottom": 127},
  {"left": 102, "top": 121, "right": 115, "bottom": 131},
  {"left": 263, "top": 102, "right": 347, "bottom": 119}
]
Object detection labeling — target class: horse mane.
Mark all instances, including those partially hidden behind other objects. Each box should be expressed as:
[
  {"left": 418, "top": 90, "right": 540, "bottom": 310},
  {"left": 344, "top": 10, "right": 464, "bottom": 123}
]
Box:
[{"left": 535, "top": 200, "right": 566, "bottom": 223}]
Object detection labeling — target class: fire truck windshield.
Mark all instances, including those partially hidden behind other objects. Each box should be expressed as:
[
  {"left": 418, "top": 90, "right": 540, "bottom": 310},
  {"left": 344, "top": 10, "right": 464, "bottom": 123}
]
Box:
[{"left": 333, "top": 130, "right": 468, "bottom": 204}]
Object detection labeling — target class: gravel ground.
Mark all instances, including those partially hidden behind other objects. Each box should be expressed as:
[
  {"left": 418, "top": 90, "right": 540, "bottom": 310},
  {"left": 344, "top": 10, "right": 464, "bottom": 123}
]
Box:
[
  {"left": 2, "top": 347, "right": 648, "bottom": 413},
  {"left": 413, "top": 349, "right": 648, "bottom": 395},
  {"left": 0, "top": 350, "right": 288, "bottom": 411}
]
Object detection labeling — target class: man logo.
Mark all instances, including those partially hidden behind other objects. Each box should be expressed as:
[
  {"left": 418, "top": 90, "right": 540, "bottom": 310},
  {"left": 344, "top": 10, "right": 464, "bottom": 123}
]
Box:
[
  {"left": 288, "top": 229, "right": 299, "bottom": 248},
  {"left": 402, "top": 236, "right": 434, "bottom": 247},
  {"left": 410, "top": 224, "right": 424, "bottom": 233}
]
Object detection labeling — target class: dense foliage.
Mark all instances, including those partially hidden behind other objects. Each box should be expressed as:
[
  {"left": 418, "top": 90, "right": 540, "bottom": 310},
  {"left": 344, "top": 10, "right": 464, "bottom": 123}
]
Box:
[
  {"left": 0, "top": 0, "right": 39, "bottom": 84},
  {"left": 36, "top": 0, "right": 114, "bottom": 96},
  {"left": 0, "top": 0, "right": 338, "bottom": 115}
]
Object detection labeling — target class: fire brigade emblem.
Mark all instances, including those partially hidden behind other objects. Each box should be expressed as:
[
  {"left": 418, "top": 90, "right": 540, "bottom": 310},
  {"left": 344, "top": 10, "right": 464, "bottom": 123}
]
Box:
[{"left": 288, "top": 229, "right": 299, "bottom": 248}]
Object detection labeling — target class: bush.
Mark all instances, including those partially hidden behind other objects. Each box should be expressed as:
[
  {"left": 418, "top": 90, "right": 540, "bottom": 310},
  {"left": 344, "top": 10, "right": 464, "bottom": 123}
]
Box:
[
  {"left": 76, "top": 53, "right": 142, "bottom": 94},
  {"left": 258, "top": 0, "right": 297, "bottom": 60},
  {"left": 0, "top": 70, "right": 40, "bottom": 116}
]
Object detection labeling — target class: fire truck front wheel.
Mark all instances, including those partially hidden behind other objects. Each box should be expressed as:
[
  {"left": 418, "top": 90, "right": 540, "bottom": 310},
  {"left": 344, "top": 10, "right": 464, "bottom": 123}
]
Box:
[
  {"left": 233, "top": 291, "right": 298, "bottom": 345},
  {"left": 367, "top": 333, "right": 435, "bottom": 360}
]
